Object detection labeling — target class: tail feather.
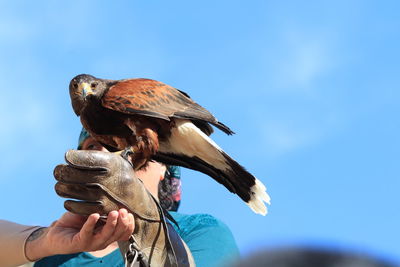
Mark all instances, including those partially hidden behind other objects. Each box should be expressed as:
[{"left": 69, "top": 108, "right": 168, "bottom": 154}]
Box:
[
  {"left": 152, "top": 153, "right": 237, "bottom": 193},
  {"left": 246, "top": 179, "right": 271, "bottom": 215},
  {"left": 158, "top": 119, "right": 270, "bottom": 215},
  {"left": 221, "top": 151, "right": 271, "bottom": 215}
]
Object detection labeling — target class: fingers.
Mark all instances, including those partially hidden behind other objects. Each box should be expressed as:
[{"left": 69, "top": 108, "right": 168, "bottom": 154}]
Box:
[
  {"left": 95, "top": 210, "right": 119, "bottom": 245},
  {"left": 54, "top": 164, "right": 108, "bottom": 184},
  {"left": 64, "top": 199, "right": 119, "bottom": 216},
  {"left": 79, "top": 213, "right": 101, "bottom": 245},
  {"left": 57, "top": 181, "right": 125, "bottom": 218},
  {"left": 64, "top": 200, "right": 103, "bottom": 216},
  {"left": 61, "top": 209, "right": 135, "bottom": 252},
  {"left": 110, "top": 209, "right": 135, "bottom": 241},
  {"left": 86, "top": 209, "right": 135, "bottom": 250},
  {"left": 55, "top": 182, "right": 103, "bottom": 202},
  {"left": 64, "top": 150, "right": 117, "bottom": 170}
]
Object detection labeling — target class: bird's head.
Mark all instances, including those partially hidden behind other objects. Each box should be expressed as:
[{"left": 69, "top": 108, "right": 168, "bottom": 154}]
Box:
[{"left": 69, "top": 74, "right": 109, "bottom": 116}]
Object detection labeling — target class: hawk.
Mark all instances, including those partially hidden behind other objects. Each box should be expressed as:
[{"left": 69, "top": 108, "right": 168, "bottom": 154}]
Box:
[{"left": 69, "top": 74, "right": 270, "bottom": 215}]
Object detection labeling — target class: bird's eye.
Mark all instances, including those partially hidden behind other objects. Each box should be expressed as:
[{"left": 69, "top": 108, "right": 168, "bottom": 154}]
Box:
[
  {"left": 72, "top": 82, "right": 78, "bottom": 89},
  {"left": 91, "top": 82, "right": 97, "bottom": 89}
]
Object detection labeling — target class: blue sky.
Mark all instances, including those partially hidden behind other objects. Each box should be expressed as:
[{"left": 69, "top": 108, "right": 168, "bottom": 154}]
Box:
[{"left": 0, "top": 0, "right": 399, "bottom": 263}]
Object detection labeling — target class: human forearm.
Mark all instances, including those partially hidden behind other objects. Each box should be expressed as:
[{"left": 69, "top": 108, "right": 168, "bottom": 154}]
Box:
[
  {"left": 0, "top": 220, "right": 42, "bottom": 267},
  {"left": 24, "top": 227, "right": 52, "bottom": 262},
  {"left": 0, "top": 210, "right": 134, "bottom": 267}
]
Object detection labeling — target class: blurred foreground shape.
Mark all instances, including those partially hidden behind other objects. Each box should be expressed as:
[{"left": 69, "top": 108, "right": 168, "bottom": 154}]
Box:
[{"left": 232, "top": 247, "right": 399, "bottom": 267}]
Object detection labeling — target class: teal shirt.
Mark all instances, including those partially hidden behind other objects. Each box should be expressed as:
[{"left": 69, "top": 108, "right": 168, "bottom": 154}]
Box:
[{"left": 34, "top": 212, "right": 239, "bottom": 267}]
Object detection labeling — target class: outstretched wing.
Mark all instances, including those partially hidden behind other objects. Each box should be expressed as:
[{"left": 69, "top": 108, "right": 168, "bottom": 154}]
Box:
[{"left": 102, "top": 78, "right": 234, "bottom": 135}]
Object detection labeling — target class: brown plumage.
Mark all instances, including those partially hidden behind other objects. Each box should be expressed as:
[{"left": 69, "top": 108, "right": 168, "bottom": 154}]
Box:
[{"left": 69, "top": 74, "right": 270, "bottom": 215}]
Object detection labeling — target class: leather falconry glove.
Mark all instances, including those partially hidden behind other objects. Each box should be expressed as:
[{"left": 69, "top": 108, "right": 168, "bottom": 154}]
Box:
[{"left": 54, "top": 150, "right": 192, "bottom": 267}]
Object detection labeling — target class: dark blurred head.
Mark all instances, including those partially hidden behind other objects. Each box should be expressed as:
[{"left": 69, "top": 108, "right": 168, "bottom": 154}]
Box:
[{"left": 232, "top": 247, "right": 398, "bottom": 267}]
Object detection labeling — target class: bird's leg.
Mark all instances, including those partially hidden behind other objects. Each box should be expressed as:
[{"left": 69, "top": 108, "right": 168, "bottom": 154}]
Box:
[
  {"left": 116, "top": 146, "right": 135, "bottom": 166},
  {"left": 116, "top": 146, "right": 148, "bottom": 170},
  {"left": 121, "top": 146, "right": 135, "bottom": 158}
]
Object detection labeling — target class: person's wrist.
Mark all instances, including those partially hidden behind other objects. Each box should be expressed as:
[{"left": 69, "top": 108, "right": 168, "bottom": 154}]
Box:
[{"left": 25, "top": 227, "right": 52, "bottom": 261}]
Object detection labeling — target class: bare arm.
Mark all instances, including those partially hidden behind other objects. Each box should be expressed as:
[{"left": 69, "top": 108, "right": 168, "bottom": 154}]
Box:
[
  {"left": 0, "top": 209, "right": 134, "bottom": 267},
  {"left": 0, "top": 220, "right": 41, "bottom": 267}
]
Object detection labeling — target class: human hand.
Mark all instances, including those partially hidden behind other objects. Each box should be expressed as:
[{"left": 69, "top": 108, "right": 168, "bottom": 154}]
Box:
[{"left": 25, "top": 210, "right": 134, "bottom": 261}]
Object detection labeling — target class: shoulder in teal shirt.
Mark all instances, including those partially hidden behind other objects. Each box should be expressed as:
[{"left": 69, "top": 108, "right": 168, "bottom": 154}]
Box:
[{"left": 34, "top": 212, "right": 239, "bottom": 267}]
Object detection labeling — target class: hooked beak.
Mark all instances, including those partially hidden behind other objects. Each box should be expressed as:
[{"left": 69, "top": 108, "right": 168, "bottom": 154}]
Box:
[{"left": 79, "top": 82, "right": 93, "bottom": 98}]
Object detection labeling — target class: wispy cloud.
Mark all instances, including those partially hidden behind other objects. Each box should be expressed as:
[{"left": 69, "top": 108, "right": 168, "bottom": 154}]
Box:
[
  {"left": 0, "top": 1, "right": 100, "bottom": 49},
  {"left": 0, "top": 91, "right": 50, "bottom": 140},
  {"left": 254, "top": 24, "right": 343, "bottom": 156},
  {"left": 261, "top": 119, "right": 322, "bottom": 156},
  {"left": 279, "top": 38, "right": 330, "bottom": 88},
  {"left": 0, "top": 8, "right": 38, "bottom": 43},
  {"left": 0, "top": 93, "right": 48, "bottom": 170},
  {"left": 258, "top": 108, "right": 345, "bottom": 158},
  {"left": 265, "top": 26, "right": 338, "bottom": 93}
]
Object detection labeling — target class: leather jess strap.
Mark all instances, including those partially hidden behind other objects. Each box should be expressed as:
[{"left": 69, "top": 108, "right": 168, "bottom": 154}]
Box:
[
  {"left": 124, "top": 196, "right": 191, "bottom": 267},
  {"left": 124, "top": 222, "right": 190, "bottom": 267},
  {"left": 165, "top": 222, "right": 190, "bottom": 267}
]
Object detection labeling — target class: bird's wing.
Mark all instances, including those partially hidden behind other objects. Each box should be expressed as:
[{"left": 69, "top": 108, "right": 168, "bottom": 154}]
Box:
[{"left": 102, "top": 79, "right": 234, "bottom": 135}]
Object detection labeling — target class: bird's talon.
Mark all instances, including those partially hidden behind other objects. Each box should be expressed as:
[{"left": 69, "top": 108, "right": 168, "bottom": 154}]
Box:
[{"left": 121, "top": 147, "right": 134, "bottom": 157}]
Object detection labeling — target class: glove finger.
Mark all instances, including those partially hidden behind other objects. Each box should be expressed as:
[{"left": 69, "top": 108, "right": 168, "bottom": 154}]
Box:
[
  {"left": 55, "top": 182, "right": 104, "bottom": 202},
  {"left": 54, "top": 164, "right": 108, "bottom": 184},
  {"left": 64, "top": 150, "right": 117, "bottom": 171},
  {"left": 64, "top": 200, "right": 120, "bottom": 216}
]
